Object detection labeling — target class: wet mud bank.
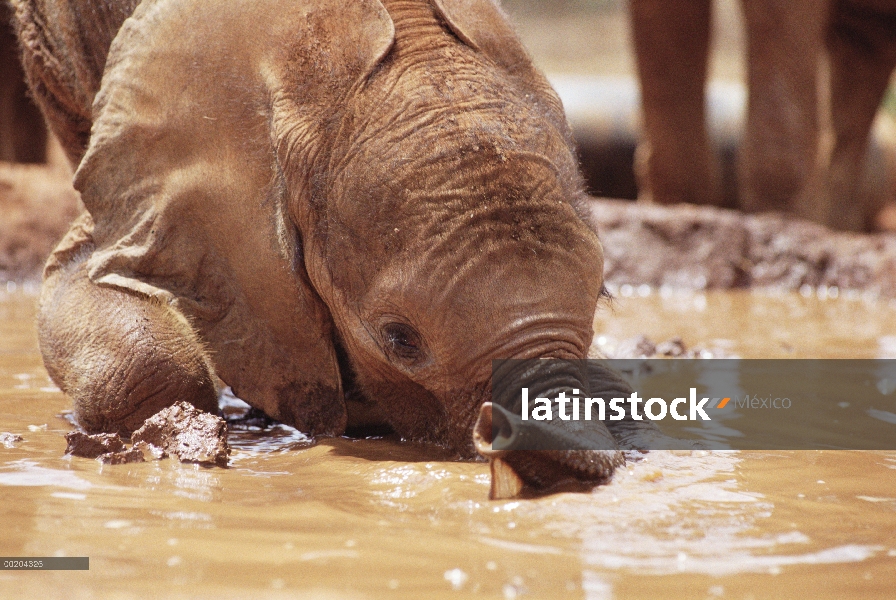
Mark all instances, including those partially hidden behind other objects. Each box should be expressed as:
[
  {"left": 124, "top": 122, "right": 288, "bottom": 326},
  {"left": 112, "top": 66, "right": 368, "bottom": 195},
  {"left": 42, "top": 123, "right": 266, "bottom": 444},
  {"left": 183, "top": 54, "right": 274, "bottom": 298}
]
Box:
[
  {"left": 589, "top": 197, "right": 896, "bottom": 298},
  {"left": 4, "top": 189, "right": 896, "bottom": 304}
]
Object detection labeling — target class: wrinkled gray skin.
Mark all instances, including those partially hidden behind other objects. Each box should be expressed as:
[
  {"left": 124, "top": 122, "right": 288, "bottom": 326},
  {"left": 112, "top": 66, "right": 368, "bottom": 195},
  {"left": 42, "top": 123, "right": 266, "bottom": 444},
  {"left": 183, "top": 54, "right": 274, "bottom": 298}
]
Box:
[{"left": 15, "top": 0, "right": 648, "bottom": 494}]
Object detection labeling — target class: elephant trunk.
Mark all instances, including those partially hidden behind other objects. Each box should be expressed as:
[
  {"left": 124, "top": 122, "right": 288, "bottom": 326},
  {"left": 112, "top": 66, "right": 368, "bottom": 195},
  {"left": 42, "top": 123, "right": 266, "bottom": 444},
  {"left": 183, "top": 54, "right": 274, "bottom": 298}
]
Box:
[{"left": 474, "top": 359, "right": 630, "bottom": 499}]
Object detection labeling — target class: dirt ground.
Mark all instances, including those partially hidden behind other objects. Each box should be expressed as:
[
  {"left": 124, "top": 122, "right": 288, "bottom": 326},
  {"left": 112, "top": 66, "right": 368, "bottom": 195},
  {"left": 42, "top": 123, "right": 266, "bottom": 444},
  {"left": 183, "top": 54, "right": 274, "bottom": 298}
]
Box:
[
  {"left": 588, "top": 197, "right": 896, "bottom": 298},
  {"left": 0, "top": 158, "right": 79, "bottom": 283}
]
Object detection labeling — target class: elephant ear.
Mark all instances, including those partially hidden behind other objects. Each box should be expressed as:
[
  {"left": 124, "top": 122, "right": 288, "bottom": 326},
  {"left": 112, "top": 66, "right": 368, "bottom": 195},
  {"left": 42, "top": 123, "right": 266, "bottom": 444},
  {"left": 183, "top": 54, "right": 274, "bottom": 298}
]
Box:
[
  {"left": 73, "top": 0, "right": 395, "bottom": 436},
  {"left": 265, "top": 0, "right": 394, "bottom": 213},
  {"left": 432, "top": 0, "right": 570, "bottom": 139},
  {"left": 280, "top": 1, "right": 394, "bottom": 98}
]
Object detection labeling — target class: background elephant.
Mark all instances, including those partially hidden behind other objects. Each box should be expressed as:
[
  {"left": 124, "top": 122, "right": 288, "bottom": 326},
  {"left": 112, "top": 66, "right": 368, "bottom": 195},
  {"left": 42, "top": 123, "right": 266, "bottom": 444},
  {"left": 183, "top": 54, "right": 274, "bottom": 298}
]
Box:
[
  {"left": 631, "top": 0, "right": 896, "bottom": 231},
  {"left": 0, "top": 1, "right": 79, "bottom": 282},
  {"left": 0, "top": 1, "right": 45, "bottom": 164}
]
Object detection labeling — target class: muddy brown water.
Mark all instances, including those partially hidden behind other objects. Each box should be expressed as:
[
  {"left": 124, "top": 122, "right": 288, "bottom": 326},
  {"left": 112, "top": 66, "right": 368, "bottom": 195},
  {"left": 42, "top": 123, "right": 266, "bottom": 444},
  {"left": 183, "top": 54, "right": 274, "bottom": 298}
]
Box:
[{"left": 1, "top": 287, "right": 895, "bottom": 599}]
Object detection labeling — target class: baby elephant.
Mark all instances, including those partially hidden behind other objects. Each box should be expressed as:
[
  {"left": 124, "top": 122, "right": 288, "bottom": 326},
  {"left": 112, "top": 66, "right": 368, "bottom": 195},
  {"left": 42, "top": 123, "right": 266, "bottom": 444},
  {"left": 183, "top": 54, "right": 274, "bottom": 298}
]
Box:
[{"left": 13, "top": 0, "right": 634, "bottom": 494}]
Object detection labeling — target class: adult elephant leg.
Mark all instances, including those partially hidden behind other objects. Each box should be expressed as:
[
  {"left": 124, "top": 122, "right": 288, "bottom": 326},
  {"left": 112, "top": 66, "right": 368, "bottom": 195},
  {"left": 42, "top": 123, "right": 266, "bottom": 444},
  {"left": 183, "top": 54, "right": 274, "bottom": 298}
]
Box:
[
  {"left": 39, "top": 215, "right": 219, "bottom": 435},
  {"left": 739, "top": 0, "right": 826, "bottom": 213},
  {"left": 0, "top": 2, "right": 46, "bottom": 164},
  {"left": 630, "top": 0, "right": 723, "bottom": 206},
  {"left": 816, "top": 0, "right": 896, "bottom": 231}
]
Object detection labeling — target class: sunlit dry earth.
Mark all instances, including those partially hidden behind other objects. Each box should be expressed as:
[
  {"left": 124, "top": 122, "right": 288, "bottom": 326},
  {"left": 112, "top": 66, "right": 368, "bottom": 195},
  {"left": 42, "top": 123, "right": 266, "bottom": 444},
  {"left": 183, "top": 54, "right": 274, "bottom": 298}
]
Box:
[{"left": 1, "top": 288, "right": 896, "bottom": 599}]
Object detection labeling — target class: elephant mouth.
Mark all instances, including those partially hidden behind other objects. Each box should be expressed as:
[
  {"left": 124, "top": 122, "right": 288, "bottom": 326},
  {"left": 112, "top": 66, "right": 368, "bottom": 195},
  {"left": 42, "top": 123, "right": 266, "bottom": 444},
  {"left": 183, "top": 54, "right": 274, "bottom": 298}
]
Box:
[{"left": 473, "top": 402, "right": 625, "bottom": 499}]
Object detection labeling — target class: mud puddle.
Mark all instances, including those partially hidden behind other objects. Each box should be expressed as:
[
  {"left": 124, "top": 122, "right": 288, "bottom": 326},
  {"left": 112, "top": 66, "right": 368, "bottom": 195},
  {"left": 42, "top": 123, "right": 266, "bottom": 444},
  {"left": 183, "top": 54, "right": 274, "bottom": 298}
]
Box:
[{"left": 1, "top": 288, "right": 895, "bottom": 598}]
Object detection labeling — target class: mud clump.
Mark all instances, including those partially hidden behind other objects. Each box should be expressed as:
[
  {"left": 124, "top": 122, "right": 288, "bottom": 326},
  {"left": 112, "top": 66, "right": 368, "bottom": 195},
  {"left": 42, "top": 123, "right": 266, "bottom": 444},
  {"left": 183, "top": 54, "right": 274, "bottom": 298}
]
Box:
[
  {"left": 64, "top": 431, "right": 148, "bottom": 464},
  {"left": 132, "top": 401, "right": 230, "bottom": 467},
  {"left": 64, "top": 431, "right": 126, "bottom": 458},
  {"left": 63, "top": 402, "right": 229, "bottom": 466},
  {"left": 96, "top": 445, "right": 147, "bottom": 465}
]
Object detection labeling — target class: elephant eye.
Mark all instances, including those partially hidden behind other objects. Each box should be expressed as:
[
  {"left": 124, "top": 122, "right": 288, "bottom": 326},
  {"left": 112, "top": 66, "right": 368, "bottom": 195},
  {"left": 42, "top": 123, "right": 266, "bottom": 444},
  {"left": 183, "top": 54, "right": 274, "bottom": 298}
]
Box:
[{"left": 381, "top": 322, "right": 424, "bottom": 363}]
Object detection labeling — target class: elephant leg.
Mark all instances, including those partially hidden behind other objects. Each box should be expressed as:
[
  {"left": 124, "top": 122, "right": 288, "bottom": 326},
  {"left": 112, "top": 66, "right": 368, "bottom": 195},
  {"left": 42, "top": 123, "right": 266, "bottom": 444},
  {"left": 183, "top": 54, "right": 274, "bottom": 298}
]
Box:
[
  {"left": 0, "top": 2, "right": 46, "bottom": 164},
  {"left": 815, "top": 0, "right": 896, "bottom": 231},
  {"left": 630, "top": 0, "right": 723, "bottom": 206},
  {"left": 39, "top": 214, "right": 219, "bottom": 435},
  {"left": 10, "top": 0, "right": 139, "bottom": 166},
  {"left": 739, "top": 0, "right": 826, "bottom": 213}
]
